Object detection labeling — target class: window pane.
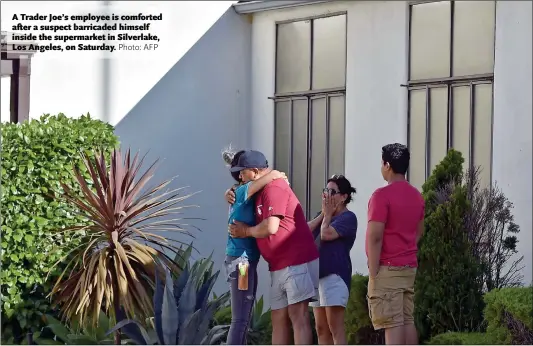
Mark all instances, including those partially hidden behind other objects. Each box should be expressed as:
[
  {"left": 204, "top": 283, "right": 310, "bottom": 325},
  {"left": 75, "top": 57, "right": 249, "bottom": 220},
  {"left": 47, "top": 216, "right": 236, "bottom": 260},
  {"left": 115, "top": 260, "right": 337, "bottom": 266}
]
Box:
[
  {"left": 276, "top": 21, "right": 311, "bottom": 93},
  {"left": 328, "top": 95, "right": 345, "bottom": 176},
  {"left": 410, "top": 2, "right": 451, "bottom": 80},
  {"left": 312, "top": 15, "right": 347, "bottom": 89},
  {"left": 310, "top": 97, "right": 327, "bottom": 218},
  {"left": 292, "top": 99, "right": 309, "bottom": 214},
  {"left": 473, "top": 83, "right": 493, "bottom": 188},
  {"left": 409, "top": 89, "right": 427, "bottom": 190},
  {"left": 453, "top": 1, "right": 495, "bottom": 76},
  {"left": 275, "top": 101, "right": 291, "bottom": 176},
  {"left": 452, "top": 86, "right": 471, "bottom": 170},
  {"left": 429, "top": 87, "right": 449, "bottom": 174}
]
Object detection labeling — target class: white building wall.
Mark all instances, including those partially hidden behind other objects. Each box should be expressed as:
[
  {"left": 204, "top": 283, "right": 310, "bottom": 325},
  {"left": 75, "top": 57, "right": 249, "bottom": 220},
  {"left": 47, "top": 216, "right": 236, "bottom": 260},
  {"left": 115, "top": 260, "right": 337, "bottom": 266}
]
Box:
[
  {"left": 492, "top": 1, "right": 532, "bottom": 285},
  {"left": 251, "top": 0, "right": 409, "bottom": 304},
  {"left": 0, "top": 1, "right": 234, "bottom": 125},
  {"left": 250, "top": 0, "right": 532, "bottom": 305},
  {"left": 114, "top": 8, "right": 252, "bottom": 296}
]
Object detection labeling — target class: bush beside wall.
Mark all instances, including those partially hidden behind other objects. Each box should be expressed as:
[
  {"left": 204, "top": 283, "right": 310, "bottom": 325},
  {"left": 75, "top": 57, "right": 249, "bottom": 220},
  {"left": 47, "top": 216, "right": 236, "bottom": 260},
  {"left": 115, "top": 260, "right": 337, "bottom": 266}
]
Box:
[
  {"left": 484, "top": 287, "right": 533, "bottom": 344},
  {"left": 427, "top": 331, "right": 496, "bottom": 345},
  {"left": 0, "top": 114, "right": 118, "bottom": 341},
  {"left": 428, "top": 287, "right": 533, "bottom": 345},
  {"left": 345, "top": 274, "right": 384, "bottom": 345}
]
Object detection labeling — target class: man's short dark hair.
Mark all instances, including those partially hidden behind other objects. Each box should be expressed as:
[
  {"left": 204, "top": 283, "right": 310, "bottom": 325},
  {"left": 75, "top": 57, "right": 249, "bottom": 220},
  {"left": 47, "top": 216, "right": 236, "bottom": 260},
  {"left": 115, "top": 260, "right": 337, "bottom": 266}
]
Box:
[{"left": 382, "top": 143, "right": 410, "bottom": 175}]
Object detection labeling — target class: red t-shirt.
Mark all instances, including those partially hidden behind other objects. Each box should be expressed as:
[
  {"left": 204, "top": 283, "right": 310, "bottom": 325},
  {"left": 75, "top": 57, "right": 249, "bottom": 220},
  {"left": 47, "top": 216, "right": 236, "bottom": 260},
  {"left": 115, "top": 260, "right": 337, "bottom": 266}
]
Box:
[
  {"left": 255, "top": 179, "right": 319, "bottom": 271},
  {"left": 365, "top": 181, "right": 425, "bottom": 267}
]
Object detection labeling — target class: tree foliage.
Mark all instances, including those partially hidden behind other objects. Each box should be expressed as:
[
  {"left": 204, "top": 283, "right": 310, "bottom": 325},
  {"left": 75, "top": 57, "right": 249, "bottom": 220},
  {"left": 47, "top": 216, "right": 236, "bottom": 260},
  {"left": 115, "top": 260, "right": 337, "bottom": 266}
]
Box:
[
  {"left": 0, "top": 114, "right": 118, "bottom": 339},
  {"left": 415, "top": 150, "right": 485, "bottom": 341},
  {"left": 463, "top": 168, "right": 524, "bottom": 290}
]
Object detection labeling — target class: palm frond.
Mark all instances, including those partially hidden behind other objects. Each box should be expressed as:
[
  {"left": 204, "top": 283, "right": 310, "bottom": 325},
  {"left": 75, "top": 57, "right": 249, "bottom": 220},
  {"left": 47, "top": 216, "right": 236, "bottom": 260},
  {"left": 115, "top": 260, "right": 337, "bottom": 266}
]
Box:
[{"left": 49, "top": 148, "right": 196, "bottom": 328}]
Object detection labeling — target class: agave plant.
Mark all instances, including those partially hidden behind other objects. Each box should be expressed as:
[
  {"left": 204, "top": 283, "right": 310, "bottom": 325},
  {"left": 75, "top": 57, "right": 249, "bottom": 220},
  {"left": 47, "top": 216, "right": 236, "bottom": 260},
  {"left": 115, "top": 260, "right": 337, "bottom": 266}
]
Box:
[
  {"left": 33, "top": 312, "right": 122, "bottom": 345},
  {"left": 108, "top": 244, "right": 231, "bottom": 345},
  {"left": 48, "top": 148, "right": 196, "bottom": 331}
]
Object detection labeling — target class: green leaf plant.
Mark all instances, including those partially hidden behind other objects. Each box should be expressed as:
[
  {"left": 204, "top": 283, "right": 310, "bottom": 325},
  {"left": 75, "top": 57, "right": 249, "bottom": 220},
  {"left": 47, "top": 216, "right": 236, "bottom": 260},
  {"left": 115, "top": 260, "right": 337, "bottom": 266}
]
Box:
[
  {"left": 107, "top": 244, "right": 231, "bottom": 345},
  {"left": 47, "top": 148, "right": 198, "bottom": 344},
  {"left": 1, "top": 114, "right": 118, "bottom": 342}
]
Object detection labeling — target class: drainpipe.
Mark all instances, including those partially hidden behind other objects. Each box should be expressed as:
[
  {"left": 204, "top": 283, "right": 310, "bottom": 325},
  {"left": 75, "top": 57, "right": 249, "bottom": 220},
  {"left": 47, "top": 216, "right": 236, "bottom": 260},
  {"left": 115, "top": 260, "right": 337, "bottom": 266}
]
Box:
[{"left": 101, "top": 0, "right": 111, "bottom": 124}]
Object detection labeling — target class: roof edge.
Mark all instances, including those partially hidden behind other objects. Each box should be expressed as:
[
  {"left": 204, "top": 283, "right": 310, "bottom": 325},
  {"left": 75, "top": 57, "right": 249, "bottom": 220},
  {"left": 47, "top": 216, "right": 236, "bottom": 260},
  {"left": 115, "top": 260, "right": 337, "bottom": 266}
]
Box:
[{"left": 233, "top": 0, "right": 329, "bottom": 14}]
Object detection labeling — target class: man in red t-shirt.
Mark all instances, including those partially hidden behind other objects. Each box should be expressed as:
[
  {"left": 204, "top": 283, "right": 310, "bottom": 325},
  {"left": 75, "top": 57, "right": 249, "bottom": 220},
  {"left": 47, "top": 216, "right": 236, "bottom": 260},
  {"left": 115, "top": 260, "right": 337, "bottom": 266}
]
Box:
[
  {"left": 227, "top": 150, "right": 319, "bottom": 345},
  {"left": 365, "top": 143, "right": 425, "bottom": 345}
]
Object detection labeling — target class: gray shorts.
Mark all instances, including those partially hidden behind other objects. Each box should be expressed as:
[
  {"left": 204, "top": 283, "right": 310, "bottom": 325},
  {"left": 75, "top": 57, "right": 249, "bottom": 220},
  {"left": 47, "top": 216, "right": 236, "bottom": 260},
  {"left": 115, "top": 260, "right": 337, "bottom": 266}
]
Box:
[
  {"left": 270, "top": 258, "right": 319, "bottom": 310},
  {"left": 309, "top": 274, "right": 350, "bottom": 308}
]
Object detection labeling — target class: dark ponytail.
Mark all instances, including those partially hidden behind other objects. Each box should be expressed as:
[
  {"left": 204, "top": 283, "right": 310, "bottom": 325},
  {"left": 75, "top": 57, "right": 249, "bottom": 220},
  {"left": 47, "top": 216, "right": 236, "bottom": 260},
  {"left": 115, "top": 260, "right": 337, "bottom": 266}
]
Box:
[{"left": 327, "top": 174, "right": 357, "bottom": 205}]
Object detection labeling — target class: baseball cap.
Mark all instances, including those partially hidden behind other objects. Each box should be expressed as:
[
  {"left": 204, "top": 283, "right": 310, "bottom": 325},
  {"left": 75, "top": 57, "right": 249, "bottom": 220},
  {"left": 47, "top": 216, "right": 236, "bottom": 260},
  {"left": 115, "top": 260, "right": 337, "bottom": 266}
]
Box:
[{"left": 229, "top": 150, "right": 269, "bottom": 172}]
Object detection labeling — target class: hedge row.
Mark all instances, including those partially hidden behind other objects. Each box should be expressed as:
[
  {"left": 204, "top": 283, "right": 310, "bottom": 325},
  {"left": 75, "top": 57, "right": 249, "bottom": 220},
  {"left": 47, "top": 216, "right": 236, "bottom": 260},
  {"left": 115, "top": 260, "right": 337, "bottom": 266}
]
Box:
[
  {"left": 429, "top": 286, "right": 533, "bottom": 345},
  {"left": 0, "top": 114, "right": 118, "bottom": 340}
]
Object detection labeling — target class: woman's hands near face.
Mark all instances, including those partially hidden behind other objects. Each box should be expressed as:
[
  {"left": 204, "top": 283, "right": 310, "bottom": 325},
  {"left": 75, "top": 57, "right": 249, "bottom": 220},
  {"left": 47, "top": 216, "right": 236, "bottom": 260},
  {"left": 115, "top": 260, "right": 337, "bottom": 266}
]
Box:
[{"left": 322, "top": 193, "right": 339, "bottom": 216}]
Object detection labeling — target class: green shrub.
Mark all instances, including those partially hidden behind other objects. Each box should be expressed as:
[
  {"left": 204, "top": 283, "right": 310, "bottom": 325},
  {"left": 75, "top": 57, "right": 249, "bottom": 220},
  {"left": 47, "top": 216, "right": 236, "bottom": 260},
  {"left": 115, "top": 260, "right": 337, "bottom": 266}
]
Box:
[
  {"left": 428, "top": 331, "right": 497, "bottom": 345},
  {"left": 345, "top": 273, "right": 384, "bottom": 345},
  {"left": 415, "top": 150, "right": 485, "bottom": 341},
  {"left": 484, "top": 287, "right": 533, "bottom": 344},
  {"left": 0, "top": 114, "right": 118, "bottom": 340}
]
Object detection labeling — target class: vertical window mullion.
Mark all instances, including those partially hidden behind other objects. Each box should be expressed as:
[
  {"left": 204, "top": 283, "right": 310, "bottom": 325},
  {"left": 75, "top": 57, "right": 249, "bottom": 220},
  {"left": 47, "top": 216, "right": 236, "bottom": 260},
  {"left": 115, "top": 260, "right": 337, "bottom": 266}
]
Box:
[
  {"left": 289, "top": 99, "right": 294, "bottom": 185},
  {"left": 325, "top": 96, "right": 330, "bottom": 179},
  {"left": 425, "top": 86, "right": 431, "bottom": 180},
  {"left": 306, "top": 97, "right": 312, "bottom": 218},
  {"left": 469, "top": 82, "right": 475, "bottom": 173}
]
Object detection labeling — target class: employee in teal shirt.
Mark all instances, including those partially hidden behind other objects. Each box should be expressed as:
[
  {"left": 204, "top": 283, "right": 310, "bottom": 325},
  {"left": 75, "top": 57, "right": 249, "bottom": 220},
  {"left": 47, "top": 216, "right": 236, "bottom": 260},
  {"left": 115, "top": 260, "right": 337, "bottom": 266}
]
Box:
[{"left": 222, "top": 149, "right": 286, "bottom": 345}]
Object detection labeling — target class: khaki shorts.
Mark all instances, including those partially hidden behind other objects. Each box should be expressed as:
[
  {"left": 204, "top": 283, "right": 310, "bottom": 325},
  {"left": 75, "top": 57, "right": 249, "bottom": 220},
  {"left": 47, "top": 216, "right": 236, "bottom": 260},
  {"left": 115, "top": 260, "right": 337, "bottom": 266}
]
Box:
[{"left": 367, "top": 265, "right": 417, "bottom": 330}]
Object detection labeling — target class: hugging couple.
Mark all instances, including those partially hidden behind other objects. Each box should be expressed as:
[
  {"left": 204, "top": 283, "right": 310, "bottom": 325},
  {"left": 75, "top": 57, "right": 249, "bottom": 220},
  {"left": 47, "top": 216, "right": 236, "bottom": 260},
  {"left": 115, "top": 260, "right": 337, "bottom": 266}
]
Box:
[{"left": 221, "top": 148, "right": 357, "bottom": 345}]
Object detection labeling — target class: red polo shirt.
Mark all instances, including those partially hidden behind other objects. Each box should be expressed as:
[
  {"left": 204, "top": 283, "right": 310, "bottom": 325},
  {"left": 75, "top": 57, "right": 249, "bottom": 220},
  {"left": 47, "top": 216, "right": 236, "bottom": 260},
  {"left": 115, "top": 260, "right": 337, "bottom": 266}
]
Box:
[
  {"left": 365, "top": 180, "right": 425, "bottom": 267},
  {"left": 255, "top": 179, "right": 319, "bottom": 271}
]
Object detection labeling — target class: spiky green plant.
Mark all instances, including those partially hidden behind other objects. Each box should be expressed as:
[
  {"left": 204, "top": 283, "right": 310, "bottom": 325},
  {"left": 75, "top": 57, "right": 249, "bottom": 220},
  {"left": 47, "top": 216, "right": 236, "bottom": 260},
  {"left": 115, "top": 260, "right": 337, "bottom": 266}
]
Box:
[
  {"left": 108, "top": 244, "right": 230, "bottom": 345},
  {"left": 34, "top": 312, "right": 121, "bottom": 345},
  {"left": 48, "top": 148, "right": 196, "bottom": 333}
]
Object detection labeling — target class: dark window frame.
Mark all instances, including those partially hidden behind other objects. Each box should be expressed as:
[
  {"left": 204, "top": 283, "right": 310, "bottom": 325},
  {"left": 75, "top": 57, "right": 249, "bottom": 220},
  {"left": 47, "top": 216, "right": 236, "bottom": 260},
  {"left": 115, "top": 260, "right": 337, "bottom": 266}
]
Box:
[
  {"left": 405, "top": 0, "right": 496, "bottom": 184},
  {"left": 271, "top": 12, "right": 348, "bottom": 218}
]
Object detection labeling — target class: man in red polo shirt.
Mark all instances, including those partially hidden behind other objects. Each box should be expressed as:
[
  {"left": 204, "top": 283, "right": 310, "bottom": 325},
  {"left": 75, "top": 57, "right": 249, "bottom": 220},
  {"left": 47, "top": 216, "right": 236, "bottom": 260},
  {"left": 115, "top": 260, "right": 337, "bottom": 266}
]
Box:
[
  {"left": 366, "top": 143, "right": 425, "bottom": 345},
  {"left": 227, "top": 150, "right": 319, "bottom": 345}
]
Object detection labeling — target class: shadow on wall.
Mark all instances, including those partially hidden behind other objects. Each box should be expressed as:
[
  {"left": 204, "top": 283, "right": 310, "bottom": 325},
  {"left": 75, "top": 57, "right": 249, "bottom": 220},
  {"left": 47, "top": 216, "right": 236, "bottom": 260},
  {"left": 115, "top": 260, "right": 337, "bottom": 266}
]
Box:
[{"left": 114, "top": 7, "right": 252, "bottom": 295}]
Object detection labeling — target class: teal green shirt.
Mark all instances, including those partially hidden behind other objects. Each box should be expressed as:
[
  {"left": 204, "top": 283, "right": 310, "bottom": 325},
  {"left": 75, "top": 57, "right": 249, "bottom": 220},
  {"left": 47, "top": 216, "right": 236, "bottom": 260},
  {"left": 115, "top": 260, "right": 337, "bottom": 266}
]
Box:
[{"left": 226, "top": 182, "right": 260, "bottom": 261}]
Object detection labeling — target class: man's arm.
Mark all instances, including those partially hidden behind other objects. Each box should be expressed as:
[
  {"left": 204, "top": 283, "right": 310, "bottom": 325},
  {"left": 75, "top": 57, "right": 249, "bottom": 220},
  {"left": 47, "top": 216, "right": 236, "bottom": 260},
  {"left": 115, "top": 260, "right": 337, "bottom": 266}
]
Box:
[
  {"left": 416, "top": 220, "right": 424, "bottom": 244},
  {"left": 367, "top": 221, "right": 385, "bottom": 278},
  {"left": 245, "top": 216, "right": 281, "bottom": 238},
  {"left": 246, "top": 170, "right": 285, "bottom": 199},
  {"left": 416, "top": 200, "right": 425, "bottom": 243},
  {"left": 229, "top": 185, "right": 290, "bottom": 239},
  {"left": 366, "top": 191, "right": 388, "bottom": 278}
]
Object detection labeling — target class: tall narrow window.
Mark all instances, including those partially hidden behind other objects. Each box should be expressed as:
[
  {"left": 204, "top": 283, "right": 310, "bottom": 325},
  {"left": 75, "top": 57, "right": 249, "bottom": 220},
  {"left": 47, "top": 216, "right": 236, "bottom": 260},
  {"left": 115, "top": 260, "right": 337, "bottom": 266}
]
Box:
[
  {"left": 273, "top": 13, "right": 347, "bottom": 218},
  {"left": 407, "top": 1, "right": 495, "bottom": 189}
]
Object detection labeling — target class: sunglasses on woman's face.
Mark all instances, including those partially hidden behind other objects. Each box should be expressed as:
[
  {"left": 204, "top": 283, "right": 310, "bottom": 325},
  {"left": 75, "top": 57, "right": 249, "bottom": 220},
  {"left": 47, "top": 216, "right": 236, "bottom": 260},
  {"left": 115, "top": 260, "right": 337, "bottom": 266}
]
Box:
[{"left": 323, "top": 188, "right": 339, "bottom": 195}]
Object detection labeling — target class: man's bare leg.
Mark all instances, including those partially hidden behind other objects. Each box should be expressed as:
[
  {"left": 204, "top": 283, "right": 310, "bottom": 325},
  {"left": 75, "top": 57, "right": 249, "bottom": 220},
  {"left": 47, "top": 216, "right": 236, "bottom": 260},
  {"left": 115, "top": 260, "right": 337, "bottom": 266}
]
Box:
[
  {"left": 288, "top": 300, "right": 313, "bottom": 345},
  {"left": 313, "top": 307, "right": 333, "bottom": 345},
  {"left": 385, "top": 325, "right": 405, "bottom": 345},
  {"left": 404, "top": 323, "right": 418, "bottom": 345},
  {"left": 271, "top": 308, "right": 291, "bottom": 345}
]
